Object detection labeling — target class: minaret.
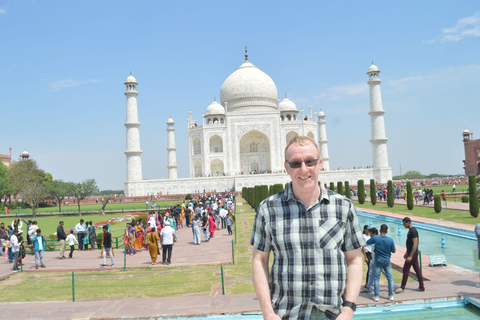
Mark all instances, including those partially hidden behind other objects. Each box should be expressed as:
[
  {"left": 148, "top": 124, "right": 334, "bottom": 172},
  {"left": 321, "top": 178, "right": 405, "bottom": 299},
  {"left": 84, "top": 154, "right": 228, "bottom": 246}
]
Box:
[
  {"left": 317, "top": 111, "right": 330, "bottom": 170},
  {"left": 367, "top": 63, "right": 389, "bottom": 170},
  {"left": 167, "top": 117, "right": 178, "bottom": 179},
  {"left": 124, "top": 74, "right": 143, "bottom": 181}
]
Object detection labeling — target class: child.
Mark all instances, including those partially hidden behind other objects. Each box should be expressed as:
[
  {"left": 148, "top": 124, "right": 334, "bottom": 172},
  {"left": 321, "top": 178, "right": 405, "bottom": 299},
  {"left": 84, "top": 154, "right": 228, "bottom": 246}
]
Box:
[
  {"left": 66, "top": 230, "right": 78, "bottom": 259},
  {"left": 83, "top": 234, "right": 90, "bottom": 250}
]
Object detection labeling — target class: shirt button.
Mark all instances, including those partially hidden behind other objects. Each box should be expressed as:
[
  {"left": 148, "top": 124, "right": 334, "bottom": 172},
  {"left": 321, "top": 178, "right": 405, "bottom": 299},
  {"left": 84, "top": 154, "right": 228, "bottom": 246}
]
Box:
[{"left": 310, "top": 242, "right": 314, "bottom": 248}]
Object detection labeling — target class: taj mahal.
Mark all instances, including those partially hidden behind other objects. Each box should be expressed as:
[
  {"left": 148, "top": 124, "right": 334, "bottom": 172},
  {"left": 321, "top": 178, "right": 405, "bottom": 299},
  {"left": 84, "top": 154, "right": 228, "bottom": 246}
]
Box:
[{"left": 123, "top": 51, "right": 392, "bottom": 196}]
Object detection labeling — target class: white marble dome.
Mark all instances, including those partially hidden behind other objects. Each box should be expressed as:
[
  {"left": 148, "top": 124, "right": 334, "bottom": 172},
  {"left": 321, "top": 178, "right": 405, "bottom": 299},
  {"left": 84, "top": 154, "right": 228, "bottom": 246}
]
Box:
[
  {"left": 126, "top": 75, "right": 137, "bottom": 83},
  {"left": 367, "top": 64, "right": 379, "bottom": 73},
  {"left": 206, "top": 100, "right": 225, "bottom": 115},
  {"left": 220, "top": 60, "right": 278, "bottom": 111},
  {"left": 167, "top": 117, "right": 174, "bottom": 124},
  {"left": 279, "top": 98, "right": 297, "bottom": 112},
  {"left": 464, "top": 129, "right": 470, "bottom": 134}
]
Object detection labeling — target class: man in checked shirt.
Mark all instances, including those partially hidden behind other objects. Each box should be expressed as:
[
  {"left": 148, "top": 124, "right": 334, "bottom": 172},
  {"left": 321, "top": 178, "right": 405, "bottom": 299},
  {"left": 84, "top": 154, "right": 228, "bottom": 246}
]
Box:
[{"left": 251, "top": 136, "right": 365, "bottom": 320}]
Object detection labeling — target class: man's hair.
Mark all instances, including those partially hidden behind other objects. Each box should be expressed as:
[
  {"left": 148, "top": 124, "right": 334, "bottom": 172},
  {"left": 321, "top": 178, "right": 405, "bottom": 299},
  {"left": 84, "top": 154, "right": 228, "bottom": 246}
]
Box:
[
  {"left": 80, "top": 219, "right": 84, "bottom": 223},
  {"left": 36, "top": 229, "right": 41, "bottom": 233},
  {"left": 102, "top": 225, "right": 108, "bottom": 230},
  {"left": 370, "top": 227, "right": 378, "bottom": 235},
  {"left": 59, "top": 221, "right": 64, "bottom": 224},
  {"left": 363, "top": 225, "right": 370, "bottom": 231},
  {"left": 402, "top": 217, "right": 411, "bottom": 223},
  {"left": 70, "top": 230, "right": 74, "bottom": 234},
  {"left": 380, "top": 224, "right": 388, "bottom": 233},
  {"left": 284, "top": 136, "right": 320, "bottom": 161}
]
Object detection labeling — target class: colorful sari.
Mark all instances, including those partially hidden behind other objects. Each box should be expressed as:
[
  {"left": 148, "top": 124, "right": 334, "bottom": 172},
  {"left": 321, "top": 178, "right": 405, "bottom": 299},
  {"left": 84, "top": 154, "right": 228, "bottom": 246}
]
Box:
[
  {"left": 147, "top": 231, "right": 160, "bottom": 264},
  {"left": 135, "top": 225, "right": 144, "bottom": 251},
  {"left": 124, "top": 227, "right": 137, "bottom": 254},
  {"left": 208, "top": 214, "right": 217, "bottom": 238}
]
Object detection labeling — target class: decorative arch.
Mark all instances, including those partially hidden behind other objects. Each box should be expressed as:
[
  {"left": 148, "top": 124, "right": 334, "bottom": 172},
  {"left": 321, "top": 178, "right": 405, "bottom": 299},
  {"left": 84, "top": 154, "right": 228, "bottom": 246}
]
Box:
[
  {"left": 307, "top": 131, "right": 315, "bottom": 140},
  {"left": 209, "top": 135, "right": 223, "bottom": 153},
  {"left": 239, "top": 130, "right": 270, "bottom": 173},
  {"left": 286, "top": 131, "right": 299, "bottom": 145},
  {"left": 194, "top": 160, "right": 202, "bottom": 177},
  {"left": 193, "top": 137, "right": 201, "bottom": 155},
  {"left": 286, "top": 114, "right": 292, "bottom": 121},
  {"left": 211, "top": 159, "right": 224, "bottom": 175}
]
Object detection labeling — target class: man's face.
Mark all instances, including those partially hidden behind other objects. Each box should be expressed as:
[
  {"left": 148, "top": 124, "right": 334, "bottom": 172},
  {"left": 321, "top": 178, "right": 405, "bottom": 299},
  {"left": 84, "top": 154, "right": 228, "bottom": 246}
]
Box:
[
  {"left": 0, "top": 223, "right": 4, "bottom": 228},
  {"left": 284, "top": 143, "right": 322, "bottom": 196},
  {"left": 403, "top": 221, "right": 409, "bottom": 228}
]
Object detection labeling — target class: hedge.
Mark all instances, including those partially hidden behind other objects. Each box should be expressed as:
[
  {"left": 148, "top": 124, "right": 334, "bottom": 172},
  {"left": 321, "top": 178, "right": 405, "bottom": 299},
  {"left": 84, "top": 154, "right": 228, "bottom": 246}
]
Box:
[
  {"left": 406, "top": 181, "right": 414, "bottom": 210},
  {"left": 358, "top": 180, "right": 365, "bottom": 204},
  {"left": 387, "top": 180, "right": 394, "bottom": 208},
  {"left": 370, "top": 179, "right": 377, "bottom": 206}
]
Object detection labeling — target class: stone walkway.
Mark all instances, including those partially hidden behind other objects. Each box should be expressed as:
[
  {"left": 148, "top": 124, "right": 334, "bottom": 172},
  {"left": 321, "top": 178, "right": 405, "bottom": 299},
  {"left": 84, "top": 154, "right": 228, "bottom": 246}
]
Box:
[{"left": 1, "top": 203, "right": 480, "bottom": 319}]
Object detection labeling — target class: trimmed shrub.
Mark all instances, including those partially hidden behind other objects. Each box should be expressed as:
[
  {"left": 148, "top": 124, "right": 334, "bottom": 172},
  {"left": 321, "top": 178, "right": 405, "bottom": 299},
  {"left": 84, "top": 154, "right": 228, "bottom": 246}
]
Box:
[
  {"left": 337, "top": 182, "right": 343, "bottom": 195},
  {"left": 345, "top": 181, "right": 350, "bottom": 199},
  {"left": 254, "top": 185, "right": 262, "bottom": 210},
  {"left": 248, "top": 187, "right": 255, "bottom": 208},
  {"left": 370, "top": 179, "right": 377, "bottom": 206},
  {"left": 387, "top": 180, "right": 394, "bottom": 208},
  {"left": 462, "top": 195, "right": 469, "bottom": 203},
  {"left": 242, "top": 187, "right": 247, "bottom": 201},
  {"left": 330, "top": 182, "right": 335, "bottom": 191},
  {"left": 406, "top": 181, "right": 414, "bottom": 210},
  {"left": 469, "top": 175, "right": 479, "bottom": 218},
  {"left": 269, "top": 185, "right": 274, "bottom": 196},
  {"left": 273, "top": 184, "right": 284, "bottom": 195},
  {"left": 358, "top": 180, "right": 365, "bottom": 204},
  {"left": 285, "top": 182, "right": 290, "bottom": 190},
  {"left": 185, "top": 194, "right": 192, "bottom": 200},
  {"left": 434, "top": 195, "right": 442, "bottom": 213}
]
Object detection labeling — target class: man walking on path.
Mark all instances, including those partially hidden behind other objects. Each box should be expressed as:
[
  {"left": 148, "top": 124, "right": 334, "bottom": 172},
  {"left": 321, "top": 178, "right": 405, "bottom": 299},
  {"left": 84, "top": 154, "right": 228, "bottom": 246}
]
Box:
[
  {"left": 57, "top": 221, "right": 67, "bottom": 259},
  {"left": 75, "top": 219, "right": 86, "bottom": 250},
  {"left": 219, "top": 206, "right": 228, "bottom": 230},
  {"left": 396, "top": 217, "right": 425, "bottom": 293},
  {"left": 32, "top": 229, "right": 46, "bottom": 269},
  {"left": 101, "top": 225, "right": 114, "bottom": 267},
  {"left": 160, "top": 221, "right": 175, "bottom": 265},
  {"left": 366, "top": 224, "right": 396, "bottom": 302},
  {"left": 11, "top": 229, "right": 20, "bottom": 272}
]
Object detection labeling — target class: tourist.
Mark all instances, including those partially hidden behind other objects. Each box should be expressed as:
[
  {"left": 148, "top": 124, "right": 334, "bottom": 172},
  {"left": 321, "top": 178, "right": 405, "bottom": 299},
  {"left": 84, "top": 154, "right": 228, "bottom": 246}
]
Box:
[
  {"left": 66, "top": 230, "right": 78, "bottom": 259},
  {"left": 201, "top": 212, "right": 210, "bottom": 242},
  {"left": 208, "top": 212, "right": 217, "bottom": 238},
  {"left": 361, "top": 225, "right": 372, "bottom": 289},
  {"left": 251, "top": 136, "right": 364, "bottom": 319},
  {"left": 146, "top": 226, "right": 160, "bottom": 264},
  {"left": 32, "top": 229, "right": 46, "bottom": 269},
  {"left": 135, "top": 220, "right": 144, "bottom": 251},
  {"left": 366, "top": 224, "right": 396, "bottom": 302},
  {"left": 0, "top": 222, "right": 7, "bottom": 256},
  {"left": 83, "top": 232, "right": 90, "bottom": 250},
  {"left": 192, "top": 214, "right": 201, "bottom": 245},
  {"left": 184, "top": 205, "right": 192, "bottom": 227},
  {"left": 87, "top": 221, "right": 96, "bottom": 250},
  {"left": 475, "top": 220, "right": 480, "bottom": 287},
  {"left": 28, "top": 221, "right": 38, "bottom": 247},
  {"left": 23, "top": 219, "right": 32, "bottom": 245},
  {"left": 57, "top": 221, "right": 67, "bottom": 259},
  {"left": 160, "top": 221, "right": 175, "bottom": 265},
  {"left": 226, "top": 214, "right": 233, "bottom": 236},
  {"left": 75, "top": 219, "right": 86, "bottom": 250},
  {"left": 10, "top": 229, "right": 20, "bottom": 272},
  {"left": 441, "top": 190, "right": 447, "bottom": 207},
  {"left": 124, "top": 223, "right": 137, "bottom": 256},
  {"left": 219, "top": 206, "right": 228, "bottom": 230},
  {"left": 395, "top": 217, "right": 425, "bottom": 293},
  {"left": 6, "top": 225, "right": 13, "bottom": 262},
  {"left": 101, "top": 225, "right": 114, "bottom": 267}
]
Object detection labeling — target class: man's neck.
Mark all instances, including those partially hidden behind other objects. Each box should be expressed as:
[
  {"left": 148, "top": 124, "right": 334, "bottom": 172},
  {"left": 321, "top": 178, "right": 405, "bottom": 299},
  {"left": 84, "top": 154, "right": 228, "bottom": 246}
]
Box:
[{"left": 292, "top": 184, "right": 321, "bottom": 207}]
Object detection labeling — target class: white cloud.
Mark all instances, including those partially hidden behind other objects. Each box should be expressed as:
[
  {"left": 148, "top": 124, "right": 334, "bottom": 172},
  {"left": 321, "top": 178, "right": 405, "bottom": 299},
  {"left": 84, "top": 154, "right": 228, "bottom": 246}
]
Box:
[
  {"left": 426, "top": 12, "right": 480, "bottom": 44},
  {"left": 316, "top": 83, "right": 368, "bottom": 101},
  {"left": 48, "top": 79, "right": 99, "bottom": 92},
  {"left": 0, "top": 8, "right": 6, "bottom": 14}
]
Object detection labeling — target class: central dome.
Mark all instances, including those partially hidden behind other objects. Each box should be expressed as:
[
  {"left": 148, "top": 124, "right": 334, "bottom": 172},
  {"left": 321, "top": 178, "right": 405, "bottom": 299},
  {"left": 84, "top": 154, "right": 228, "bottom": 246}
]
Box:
[{"left": 220, "top": 59, "right": 278, "bottom": 112}]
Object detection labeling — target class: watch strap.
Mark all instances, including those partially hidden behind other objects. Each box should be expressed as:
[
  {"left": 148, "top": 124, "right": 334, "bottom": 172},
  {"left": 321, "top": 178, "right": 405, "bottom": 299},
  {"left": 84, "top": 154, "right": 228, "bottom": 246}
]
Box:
[{"left": 342, "top": 300, "right": 357, "bottom": 312}]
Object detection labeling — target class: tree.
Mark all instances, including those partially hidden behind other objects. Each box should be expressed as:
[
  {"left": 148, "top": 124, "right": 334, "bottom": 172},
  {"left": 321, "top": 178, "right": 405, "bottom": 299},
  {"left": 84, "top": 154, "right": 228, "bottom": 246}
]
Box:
[
  {"left": 406, "top": 181, "right": 414, "bottom": 210},
  {"left": 344, "top": 181, "right": 350, "bottom": 199},
  {"left": 337, "top": 181, "right": 343, "bottom": 195},
  {"left": 469, "top": 175, "right": 479, "bottom": 218},
  {"left": 387, "top": 180, "right": 394, "bottom": 208},
  {"left": 0, "top": 162, "right": 13, "bottom": 204},
  {"left": 329, "top": 182, "right": 335, "bottom": 191},
  {"left": 433, "top": 195, "right": 442, "bottom": 213},
  {"left": 358, "top": 180, "right": 365, "bottom": 204},
  {"left": 46, "top": 180, "right": 69, "bottom": 213},
  {"left": 370, "top": 179, "right": 377, "bottom": 206},
  {"left": 20, "top": 180, "right": 47, "bottom": 216},
  {"left": 68, "top": 179, "right": 99, "bottom": 215},
  {"left": 101, "top": 195, "right": 113, "bottom": 215}
]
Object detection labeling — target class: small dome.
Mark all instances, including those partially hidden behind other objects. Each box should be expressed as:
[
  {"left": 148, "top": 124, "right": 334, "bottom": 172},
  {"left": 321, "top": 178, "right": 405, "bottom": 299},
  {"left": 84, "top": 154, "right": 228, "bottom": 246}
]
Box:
[
  {"left": 22, "top": 150, "right": 29, "bottom": 155},
  {"left": 279, "top": 98, "right": 297, "bottom": 112},
  {"left": 318, "top": 111, "right": 325, "bottom": 116},
  {"left": 367, "top": 64, "right": 379, "bottom": 73},
  {"left": 126, "top": 75, "right": 137, "bottom": 83},
  {"left": 167, "top": 118, "right": 174, "bottom": 124},
  {"left": 206, "top": 100, "right": 225, "bottom": 115},
  {"left": 463, "top": 129, "right": 470, "bottom": 134}
]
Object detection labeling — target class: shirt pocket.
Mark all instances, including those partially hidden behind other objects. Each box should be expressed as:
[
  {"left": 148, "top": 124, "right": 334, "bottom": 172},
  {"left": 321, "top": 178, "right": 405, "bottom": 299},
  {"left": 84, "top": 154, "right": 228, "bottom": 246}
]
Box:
[{"left": 318, "top": 219, "right": 346, "bottom": 250}]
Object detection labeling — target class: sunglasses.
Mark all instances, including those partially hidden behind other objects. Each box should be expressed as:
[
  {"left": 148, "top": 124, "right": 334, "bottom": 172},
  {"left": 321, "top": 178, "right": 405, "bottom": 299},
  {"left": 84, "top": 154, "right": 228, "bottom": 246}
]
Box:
[{"left": 286, "top": 158, "right": 319, "bottom": 169}]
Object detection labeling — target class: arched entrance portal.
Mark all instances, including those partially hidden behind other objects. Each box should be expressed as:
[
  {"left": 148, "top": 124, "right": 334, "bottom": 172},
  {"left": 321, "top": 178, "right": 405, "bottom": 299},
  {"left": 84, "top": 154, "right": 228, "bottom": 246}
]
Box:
[{"left": 239, "top": 130, "right": 271, "bottom": 173}]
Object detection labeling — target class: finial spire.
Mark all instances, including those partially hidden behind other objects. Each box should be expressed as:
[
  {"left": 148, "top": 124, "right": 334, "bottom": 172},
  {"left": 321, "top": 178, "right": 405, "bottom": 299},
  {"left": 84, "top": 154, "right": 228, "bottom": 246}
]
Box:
[
  {"left": 285, "top": 93, "right": 287, "bottom": 98},
  {"left": 245, "top": 45, "right": 248, "bottom": 61},
  {"left": 371, "top": 60, "right": 374, "bottom": 65},
  {"left": 214, "top": 97, "right": 216, "bottom": 101},
  {"left": 130, "top": 70, "right": 132, "bottom": 75}
]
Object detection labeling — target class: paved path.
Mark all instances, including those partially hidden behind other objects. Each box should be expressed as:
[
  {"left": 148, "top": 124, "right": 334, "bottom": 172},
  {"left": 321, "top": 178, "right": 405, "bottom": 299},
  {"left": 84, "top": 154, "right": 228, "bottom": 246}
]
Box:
[{"left": 2, "top": 206, "right": 480, "bottom": 319}]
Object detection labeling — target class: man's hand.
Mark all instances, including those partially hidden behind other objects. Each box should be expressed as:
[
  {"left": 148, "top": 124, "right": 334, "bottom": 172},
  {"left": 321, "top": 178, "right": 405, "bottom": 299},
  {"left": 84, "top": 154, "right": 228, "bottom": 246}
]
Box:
[
  {"left": 336, "top": 306, "right": 354, "bottom": 320},
  {"left": 406, "top": 256, "right": 412, "bottom": 263},
  {"left": 403, "top": 253, "right": 408, "bottom": 259}
]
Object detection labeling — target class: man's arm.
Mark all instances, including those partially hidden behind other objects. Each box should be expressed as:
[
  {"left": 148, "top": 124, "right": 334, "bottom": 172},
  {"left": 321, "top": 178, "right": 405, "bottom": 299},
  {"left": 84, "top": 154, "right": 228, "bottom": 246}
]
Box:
[
  {"left": 337, "top": 247, "right": 363, "bottom": 320},
  {"left": 252, "top": 248, "right": 280, "bottom": 320}
]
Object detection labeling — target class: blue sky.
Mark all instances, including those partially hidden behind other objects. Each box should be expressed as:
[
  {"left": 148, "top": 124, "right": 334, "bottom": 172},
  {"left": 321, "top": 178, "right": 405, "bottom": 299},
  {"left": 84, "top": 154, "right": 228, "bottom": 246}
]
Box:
[{"left": 1, "top": 1, "right": 479, "bottom": 190}]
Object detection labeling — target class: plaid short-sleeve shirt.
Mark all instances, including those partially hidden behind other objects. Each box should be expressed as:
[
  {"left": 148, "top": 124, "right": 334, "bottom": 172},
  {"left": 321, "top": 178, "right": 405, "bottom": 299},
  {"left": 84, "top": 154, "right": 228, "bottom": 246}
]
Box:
[{"left": 250, "top": 183, "right": 365, "bottom": 320}]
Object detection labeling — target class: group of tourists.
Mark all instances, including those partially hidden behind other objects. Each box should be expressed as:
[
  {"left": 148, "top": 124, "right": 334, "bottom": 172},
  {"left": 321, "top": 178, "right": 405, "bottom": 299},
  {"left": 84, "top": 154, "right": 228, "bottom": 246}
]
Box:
[{"left": 361, "top": 217, "right": 425, "bottom": 302}]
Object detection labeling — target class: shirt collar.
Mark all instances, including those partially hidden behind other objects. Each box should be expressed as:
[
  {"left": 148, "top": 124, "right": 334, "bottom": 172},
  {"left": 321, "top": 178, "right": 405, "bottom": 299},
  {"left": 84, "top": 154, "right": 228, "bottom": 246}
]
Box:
[{"left": 284, "top": 182, "right": 330, "bottom": 205}]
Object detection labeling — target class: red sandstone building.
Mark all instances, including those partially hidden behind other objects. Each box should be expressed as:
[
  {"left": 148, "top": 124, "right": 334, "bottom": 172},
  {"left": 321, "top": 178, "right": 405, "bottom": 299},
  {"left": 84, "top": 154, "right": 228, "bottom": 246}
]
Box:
[{"left": 463, "top": 129, "right": 480, "bottom": 175}]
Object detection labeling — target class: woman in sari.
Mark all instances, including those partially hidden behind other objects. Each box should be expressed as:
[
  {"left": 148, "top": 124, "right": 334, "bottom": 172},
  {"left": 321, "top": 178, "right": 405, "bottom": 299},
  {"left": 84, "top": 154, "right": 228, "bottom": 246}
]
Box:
[
  {"left": 208, "top": 212, "right": 217, "bottom": 238},
  {"left": 146, "top": 227, "right": 160, "bottom": 264},
  {"left": 165, "top": 212, "right": 177, "bottom": 240},
  {"left": 124, "top": 223, "right": 137, "bottom": 255},
  {"left": 135, "top": 220, "right": 144, "bottom": 252}
]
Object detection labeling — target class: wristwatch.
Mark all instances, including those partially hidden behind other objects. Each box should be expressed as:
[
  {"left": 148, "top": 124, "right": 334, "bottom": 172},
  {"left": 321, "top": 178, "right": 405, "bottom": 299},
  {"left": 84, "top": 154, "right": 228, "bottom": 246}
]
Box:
[{"left": 342, "top": 301, "right": 357, "bottom": 312}]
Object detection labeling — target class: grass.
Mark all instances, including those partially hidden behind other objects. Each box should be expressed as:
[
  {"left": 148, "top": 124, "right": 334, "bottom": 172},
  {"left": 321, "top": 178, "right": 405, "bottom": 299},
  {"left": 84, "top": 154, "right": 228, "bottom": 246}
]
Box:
[{"left": 353, "top": 200, "right": 479, "bottom": 225}]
